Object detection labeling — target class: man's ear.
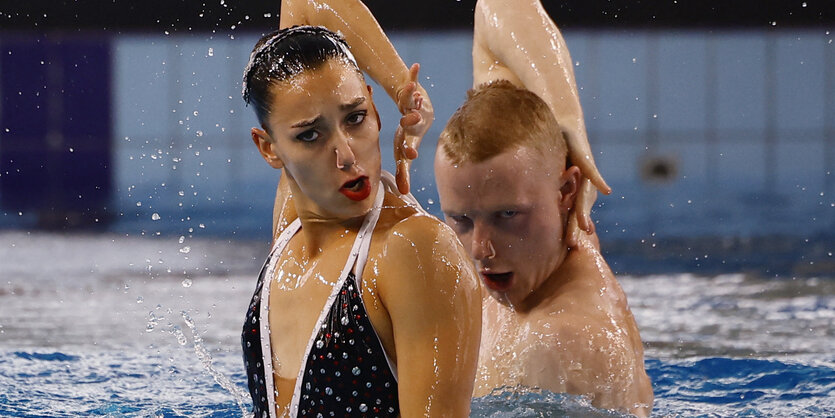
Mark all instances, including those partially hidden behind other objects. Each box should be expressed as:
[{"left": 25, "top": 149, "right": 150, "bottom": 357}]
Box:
[
  {"left": 251, "top": 127, "right": 284, "bottom": 169},
  {"left": 367, "top": 85, "right": 381, "bottom": 131},
  {"left": 558, "top": 165, "right": 581, "bottom": 213}
]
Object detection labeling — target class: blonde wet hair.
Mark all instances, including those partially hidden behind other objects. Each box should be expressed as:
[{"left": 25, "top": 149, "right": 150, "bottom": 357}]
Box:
[{"left": 439, "top": 80, "right": 566, "bottom": 166}]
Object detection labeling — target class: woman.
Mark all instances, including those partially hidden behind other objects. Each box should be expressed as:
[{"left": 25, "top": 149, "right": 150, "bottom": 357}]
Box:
[
  {"left": 240, "top": 27, "right": 481, "bottom": 417},
  {"left": 269, "top": 0, "right": 435, "bottom": 238}
]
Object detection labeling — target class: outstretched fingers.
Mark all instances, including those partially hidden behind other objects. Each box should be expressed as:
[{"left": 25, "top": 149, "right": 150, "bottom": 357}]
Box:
[
  {"left": 574, "top": 178, "right": 597, "bottom": 234},
  {"left": 566, "top": 178, "right": 600, "bottom": 248},
  {"left": 393, "top": 111, "right": 421, "bottom": 194},
  {"left": 394, "top": 63, "right": 434, "bottom": 194}
]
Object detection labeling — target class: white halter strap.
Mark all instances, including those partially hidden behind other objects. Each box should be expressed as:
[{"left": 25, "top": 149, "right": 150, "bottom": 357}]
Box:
[{"left": 259, "top": 183, "right": 386, "bottom": 418}]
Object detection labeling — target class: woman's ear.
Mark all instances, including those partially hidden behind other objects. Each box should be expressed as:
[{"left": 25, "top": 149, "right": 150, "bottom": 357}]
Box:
[
  {"left": 367, "top": 85, "right": 381, "bottom": 131},
  {"left": 251, "top": 127, "right": 284, "bottom": 169},
  {"left": 558, "top": 165, "right": 581, "bottom": 213}
]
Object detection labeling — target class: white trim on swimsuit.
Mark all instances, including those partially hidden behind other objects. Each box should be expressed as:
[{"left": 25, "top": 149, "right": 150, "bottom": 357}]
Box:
[{"left": 258, "top": 173, "right": 423, "bottom": 417}]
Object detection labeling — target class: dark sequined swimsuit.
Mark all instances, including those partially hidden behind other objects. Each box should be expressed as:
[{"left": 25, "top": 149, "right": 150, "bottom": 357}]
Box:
[{"left": 242, "top": 184, "right": 399, "bottom": 417}]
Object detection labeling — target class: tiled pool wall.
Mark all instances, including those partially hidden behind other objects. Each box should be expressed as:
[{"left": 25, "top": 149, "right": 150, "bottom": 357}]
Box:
[{"left": 1, "top": 29, "right": 833, "bottom": 248}]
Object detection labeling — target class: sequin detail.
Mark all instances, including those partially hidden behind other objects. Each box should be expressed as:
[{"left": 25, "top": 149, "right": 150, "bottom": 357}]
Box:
[{"left": 296, "top": 274, "right": 398, "bottom": 417}]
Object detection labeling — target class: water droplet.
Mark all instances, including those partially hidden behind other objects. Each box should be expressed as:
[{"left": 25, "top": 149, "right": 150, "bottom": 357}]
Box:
[
  {"left": 325, "top": 387, "right": 333, "bottom": 395},
  {"left": 175, "top": 329, "right": 188, "bottom": 345},
  {"left": 316, "top": 340, "right": 324, "bottom": 349},
  {"left": 151, "top": 213, "right": 161, "bottom": 221},
  {"left": 207, "top": 47, "right": 214, "bottom": 56},
  {"left": 359, "top": 404, "right": 368, "bottom": 412},
  {"left": 352, "top": 366, "right": 361, "bottom": 375},
  {"left": 182, "top": 278, "right": 193, "bottom": 288},
  {"left": 179, "top": 246, "right": 191, "bottom": 254}
]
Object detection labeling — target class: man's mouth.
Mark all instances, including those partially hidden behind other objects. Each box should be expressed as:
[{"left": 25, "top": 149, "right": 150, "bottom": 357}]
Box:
[
  {"left": 339, "top": 176, "right": 371, "bottom": 201},
  {"left": 481, "top": 271, "right": 513, "bottom": 292}
]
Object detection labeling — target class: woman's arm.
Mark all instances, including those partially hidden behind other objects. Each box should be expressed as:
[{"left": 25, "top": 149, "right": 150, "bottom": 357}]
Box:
[
  {"left": 280, "top": 0, "right": 410, "bottom": 100},
  {"left": 378, "top": 216, "right": 482, "bottom": 416},
  {"left": 473, "top": 0, "right": 610, "bottom": 234}
]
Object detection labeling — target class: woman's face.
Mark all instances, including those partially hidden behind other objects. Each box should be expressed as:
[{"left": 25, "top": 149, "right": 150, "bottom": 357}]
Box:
[{"left": 253, "top": 59, "right": 382, "bottom": 221}]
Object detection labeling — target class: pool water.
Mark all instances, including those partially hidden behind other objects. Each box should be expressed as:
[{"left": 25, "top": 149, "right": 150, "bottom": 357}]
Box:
[{"left": 1, "top": 232, "right": 833, "bottom": 417}]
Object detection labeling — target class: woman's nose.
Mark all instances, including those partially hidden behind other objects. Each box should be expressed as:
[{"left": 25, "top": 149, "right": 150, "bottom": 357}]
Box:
[{"left": 334, "top": 136, "right": 356, "bottom": 170}]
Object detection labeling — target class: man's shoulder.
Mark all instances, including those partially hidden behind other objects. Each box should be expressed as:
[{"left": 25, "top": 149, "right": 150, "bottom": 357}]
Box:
[{"left": 528, "top": 280, "right": 633, "bottom": 351}]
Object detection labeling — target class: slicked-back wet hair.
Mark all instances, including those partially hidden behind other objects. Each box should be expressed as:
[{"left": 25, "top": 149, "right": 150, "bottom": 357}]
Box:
[
  {"left": 242, "top": 25, "right": 361, "bottom": 130},
  {"left": 439, "top": 80, "right": 566, "bottom": 166}
]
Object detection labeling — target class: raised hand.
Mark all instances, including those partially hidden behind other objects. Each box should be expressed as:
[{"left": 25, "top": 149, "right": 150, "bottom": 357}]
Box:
[
  {"left": 394, "top": 63, "right": 434, "bottom": 194},
  {"left": 566, "top": 176, "right": 599, "bottom": 246}
]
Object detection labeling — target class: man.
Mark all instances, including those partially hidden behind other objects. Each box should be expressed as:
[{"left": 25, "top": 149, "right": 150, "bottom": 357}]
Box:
[{"left": 435, "top": 80, "right": 653, "bottom": 417}]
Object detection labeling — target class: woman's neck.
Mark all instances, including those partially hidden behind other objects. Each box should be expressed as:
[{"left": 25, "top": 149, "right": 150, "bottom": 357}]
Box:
[{"left": 294, "top": 207, "right": 366, "bottom": 259}]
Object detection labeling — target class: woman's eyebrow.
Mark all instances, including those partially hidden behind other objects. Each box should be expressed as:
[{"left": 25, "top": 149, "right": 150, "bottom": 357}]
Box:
[
  {"left": 291, "top": 116, "right": 321, "bottom": 128},
  {"left": 340, "top": 96, "right": 366, "bottom": 110},
  {"left": 290, "top": 97, "right": 366, "bottom": 128}
]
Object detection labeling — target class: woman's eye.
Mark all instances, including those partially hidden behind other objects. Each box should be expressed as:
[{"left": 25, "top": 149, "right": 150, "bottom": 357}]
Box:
[
  {"left": 346, "top": 111, "right": 366, "bottom": 125},
  {"left": 296, "top": 130, "right": 319, "bottom": 142}
]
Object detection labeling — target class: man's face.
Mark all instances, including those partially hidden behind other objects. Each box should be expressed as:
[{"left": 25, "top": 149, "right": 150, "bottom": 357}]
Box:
[{"left": 435, "top": 146, "right": 574, "bottom": 309}]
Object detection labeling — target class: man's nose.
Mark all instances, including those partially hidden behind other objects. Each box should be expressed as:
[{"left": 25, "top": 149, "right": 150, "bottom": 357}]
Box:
[{"left": 471, "top": 225, "right": 496, "bottom": 261}]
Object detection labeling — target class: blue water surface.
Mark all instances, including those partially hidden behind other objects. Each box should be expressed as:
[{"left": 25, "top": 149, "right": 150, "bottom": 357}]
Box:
[
  {"left": 1, "top": 233, "right": 832, "bottom": 417},
  {"left": 2, "top": 349, "right": 833, "bottom": 417}
]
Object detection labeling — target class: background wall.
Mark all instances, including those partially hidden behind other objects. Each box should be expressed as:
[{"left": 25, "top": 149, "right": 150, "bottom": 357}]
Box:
[{"left": 1, "top": 28, "right": 833, "bottom": 274}]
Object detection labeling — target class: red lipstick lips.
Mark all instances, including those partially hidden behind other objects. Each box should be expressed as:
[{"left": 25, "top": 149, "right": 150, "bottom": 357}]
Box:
[
  {"left": 481, "top": 271, "right": 513, "bottom": 292},
  {"left": 340, "top": 176, "right": 371, "bottom": 201}
]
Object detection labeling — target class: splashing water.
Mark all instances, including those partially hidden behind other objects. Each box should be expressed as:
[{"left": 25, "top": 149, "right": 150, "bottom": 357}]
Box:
[{"left": 181, "top": 310, "right": 250, "bottom": 417}]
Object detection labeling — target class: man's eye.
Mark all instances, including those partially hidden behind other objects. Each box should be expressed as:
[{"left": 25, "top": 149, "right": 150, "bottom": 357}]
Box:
[
  {"left": 346, "top": 111, "right": 366, "bottom": 125},
  {"left": 296, "top": 130, "right": 319, "bottom": 142},
  {"left": 499, "top": 210, "right": 517, "bottom": 219},
  {"left": 452, "top": 215, "right": 474, "bottom": 229}
]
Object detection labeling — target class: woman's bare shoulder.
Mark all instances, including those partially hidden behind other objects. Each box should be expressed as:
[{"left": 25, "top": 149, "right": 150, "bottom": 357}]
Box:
[
  {"left": 372, "top": 195, "right": 474, "bottom": 281},
  {"left": 376, "top": 191, "right": 454, "bottom": 240}
]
